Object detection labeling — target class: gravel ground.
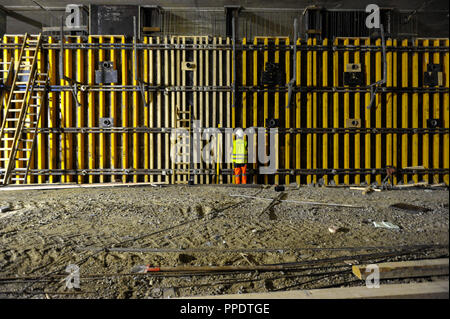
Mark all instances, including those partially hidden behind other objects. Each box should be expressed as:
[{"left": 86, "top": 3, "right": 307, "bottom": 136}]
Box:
[{"left": 0, "top": 184, "right": 448, "bottom": 298}]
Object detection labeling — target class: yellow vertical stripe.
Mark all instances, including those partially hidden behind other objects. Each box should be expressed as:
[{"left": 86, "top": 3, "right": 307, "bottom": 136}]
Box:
[
  {"left": 444, "top": 39, "right": 449, "bottom": 185},
  {"left": 99, "top": 36, "right": 106, "bottom": 183},
  {"left": 365, "top": 38, "right": 371, "bottom": 185},
  {"left": 333, "top": 38, "right": 339, "bottom": 185},
  {"left": 285, "top": 38, "right": 290, "bottom": 185},
  {"left": 111, "top": 37, "right": 117, "bottom": 182},
  {"left": 354, "top": 38, "right": 361, "bottom": 185},
  {"left": 274, "top": 38, "right": 280, "bottom": 185},
  {"left": 121, "top": 36, "right": 128, "bottom": 183},
  {"left": 375, "top": 38, "right": 382, "bottom": 185},
  {"left": 295, "top": 38, "right": 301, "bottom": 185},
  {"left": 392, "top": 39, "right": 398, "bottom": 185},
  {"left": 422, "top": 40, "right": 430, "bottom": 183},
  {"left": 386, "top": 39, "right": 393, "bottom": 173},
  {"left": 412, "top": 39, "right": 419, "bottom": 183},
  {"left": 432, "top": 39, "right": 440, "bottom": 183},
  {"left": 88, "top": 36, "right": 95, "bottom": 183},
  {"left": 306, "top": 37, "right": 312, "bottom": 185},
  {"left": 65, "top": 37, "right": 73, "bottom": 183},
  {"left": 77, "top": 36, "right": 84, "bottom": 184},
  {"left": 343, "top": 38, "right": 350, "bottom": 185},
  {"left": 401, "top": 39, "right": 408, "bottom": 183},
  {"left": 144, "top": 37, "right": 149, "bottom": 182},
  {"left": 312, "top": 38, "right": 318, "bottom": 184},
  {"left": 322, "top": 38, "right": 328, "bottom": 185}
]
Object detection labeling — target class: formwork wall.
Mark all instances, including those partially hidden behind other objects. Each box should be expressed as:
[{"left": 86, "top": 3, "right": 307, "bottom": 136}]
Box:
[{"left": 1, "top": 35, "right": 449, "bottom": 185}]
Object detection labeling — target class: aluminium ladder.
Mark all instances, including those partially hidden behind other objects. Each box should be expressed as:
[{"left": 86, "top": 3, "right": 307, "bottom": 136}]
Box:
[
  {"left": 173, "top": 105, "right": 192, "bottom": 184},
  {"left": 0, "top": 34, "right": 48, "bottom": 185}
]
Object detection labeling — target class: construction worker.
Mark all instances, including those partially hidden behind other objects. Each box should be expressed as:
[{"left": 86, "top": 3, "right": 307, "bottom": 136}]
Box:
[{"left": 232, "top": 128, "right": 248, "bottom": 184}]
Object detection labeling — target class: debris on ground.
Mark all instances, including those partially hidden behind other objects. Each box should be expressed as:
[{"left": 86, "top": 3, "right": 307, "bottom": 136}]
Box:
[
  {"left": 373, "top": 221, "right": 400, "bottom": 230},
  {"left": 390, "top": 203, "right": 432, "bottom": 213},
  {"left": 0, "top": 205, "right": 11, "bottom": 213}
]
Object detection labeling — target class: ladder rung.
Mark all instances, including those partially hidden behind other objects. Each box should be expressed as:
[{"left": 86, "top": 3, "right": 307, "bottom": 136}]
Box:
[
  {"left": 13, "top": 90, "right": 26, "bottom": 93},
  {"left": 6, "top": 118, "right": 19, "bottom": 121},
  {"left": 21, "top": 139, "right": 34, "bottom": 142},
  {"left": 0, "top": 148, "right": 11, "bottom": 151},
  {"left": 11, "top": 99, "right": 24, "bottom": 102},
  {"left": 24, "top": 48, "right": 36, "bottom": 51},
  {"left": 11, "top": 178, "right": 25, "bottom": 181},
  {"left": 7, "top": 109, "right": 22, "bottom": 112},
  {"left": 16, "top": 82, "right": 28, "bottom": 85},
  {"left": 17, "top": 148, "right": 31, "bottom": 152}
]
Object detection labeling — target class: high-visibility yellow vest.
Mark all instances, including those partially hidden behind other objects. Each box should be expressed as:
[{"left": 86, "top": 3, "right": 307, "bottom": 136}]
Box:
[{"left": 233, "top": 139, "right": 247, "bottom": 164}]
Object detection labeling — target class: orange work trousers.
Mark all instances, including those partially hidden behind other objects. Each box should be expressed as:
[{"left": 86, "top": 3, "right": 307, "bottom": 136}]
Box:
[{"left": 233, "top": 164, "right": 247, "bottom": 184}]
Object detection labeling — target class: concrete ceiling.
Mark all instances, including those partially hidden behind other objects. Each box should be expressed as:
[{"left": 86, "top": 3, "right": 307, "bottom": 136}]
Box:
[
  {"left": 1, "top": 0, "right": 448, "bottom": 34},
  {"left": 1, "top": 0, "right": 448, "bottom": 10}
]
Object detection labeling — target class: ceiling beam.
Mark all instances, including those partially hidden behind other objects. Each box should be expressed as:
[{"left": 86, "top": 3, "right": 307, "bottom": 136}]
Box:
[{"left": 0, "top": 4, "right": 46, "bottom": 29}]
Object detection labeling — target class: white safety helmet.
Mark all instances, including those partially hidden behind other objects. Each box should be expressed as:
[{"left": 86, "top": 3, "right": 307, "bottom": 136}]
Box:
[{"left": 235, "top": 128, "right": 244, "bottom": 138}]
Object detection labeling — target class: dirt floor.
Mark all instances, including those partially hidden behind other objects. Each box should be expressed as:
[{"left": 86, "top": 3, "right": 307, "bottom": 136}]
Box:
[{"left": 0, "top": 184, "right": 448, "bottom": 299}]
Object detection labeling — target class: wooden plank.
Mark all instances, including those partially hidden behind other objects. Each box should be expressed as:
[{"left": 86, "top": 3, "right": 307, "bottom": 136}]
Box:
[
  {"left": 353, "top": 259, "right": 449, "bottom": 280},
  {"left": 192, "top": 280, "right": 449, "bottom": 299}
]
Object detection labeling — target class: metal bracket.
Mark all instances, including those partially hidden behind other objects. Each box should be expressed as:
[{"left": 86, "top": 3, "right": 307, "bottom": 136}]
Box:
[
  {"left": 366, "top": 24, "right": 387, "bottom": 109},
  {"left": 63, "top": 76, "right": 82, "bottom": 107}
]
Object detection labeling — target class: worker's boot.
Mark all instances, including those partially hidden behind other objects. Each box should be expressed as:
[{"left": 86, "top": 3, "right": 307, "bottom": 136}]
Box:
[
  {"left": 241, "top": 165, "right": 247, "bottom": 184},
  {"left": 234, "top": 167, "right": 241, "bottom": 184}
]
